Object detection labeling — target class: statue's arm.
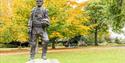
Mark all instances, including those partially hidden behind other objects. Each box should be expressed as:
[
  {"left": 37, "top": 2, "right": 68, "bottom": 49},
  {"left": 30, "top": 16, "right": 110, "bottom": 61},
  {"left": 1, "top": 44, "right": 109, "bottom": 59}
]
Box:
[
  {"left": 43, "top": 9, "right": 50, "bottom": 26},
  {"left": 44, "top": 9, "right": 49, "bottom": 19}
]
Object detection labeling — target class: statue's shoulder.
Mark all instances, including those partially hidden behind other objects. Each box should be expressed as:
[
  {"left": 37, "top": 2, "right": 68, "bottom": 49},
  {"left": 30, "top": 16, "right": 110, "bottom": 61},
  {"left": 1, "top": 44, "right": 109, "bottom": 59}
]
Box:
[
  {"left": 31, "top": 7, "right": 37, "bottom": 13},
  {"left": 41, "top": 7, "right": 48, "bottom": 12}
]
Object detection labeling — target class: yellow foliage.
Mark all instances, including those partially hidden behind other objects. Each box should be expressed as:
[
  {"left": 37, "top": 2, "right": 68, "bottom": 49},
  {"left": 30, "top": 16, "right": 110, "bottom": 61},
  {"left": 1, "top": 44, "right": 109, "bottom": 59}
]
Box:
[
  {"left": 49, "top": 31, "right": 64, "bottom": 39},
  {"left": 0, "top": 0, "right": 31, "bottom": 42},
  {"left": 64, "top": 0, "right": 90, "bottom": 37},
  {"left": 17, "top": 33, "right": 28, "bottom": 42},
  {"left": 0, "top": 0, "right": 13, "bottom": 42},
  {"left": 0, "top": 0, "right": 91, "bottom": 42}
]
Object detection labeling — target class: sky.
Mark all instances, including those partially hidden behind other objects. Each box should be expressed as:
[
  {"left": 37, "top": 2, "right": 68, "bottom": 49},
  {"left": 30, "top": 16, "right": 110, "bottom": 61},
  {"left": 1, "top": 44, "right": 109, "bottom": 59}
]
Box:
[{"left": 76, "top": 0, "right": 88, "bottom": 3}]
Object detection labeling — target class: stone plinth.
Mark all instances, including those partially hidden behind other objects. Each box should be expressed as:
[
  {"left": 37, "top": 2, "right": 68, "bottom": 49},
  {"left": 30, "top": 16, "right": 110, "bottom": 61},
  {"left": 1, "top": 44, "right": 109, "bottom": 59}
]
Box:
[{"left": 26, "top": 59, "right": 60, "bottom": 63}]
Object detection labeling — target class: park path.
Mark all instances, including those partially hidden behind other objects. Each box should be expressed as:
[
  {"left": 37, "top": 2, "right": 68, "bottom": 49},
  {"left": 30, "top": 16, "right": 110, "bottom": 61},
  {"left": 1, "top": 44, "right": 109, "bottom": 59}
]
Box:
[
  {"left": 0, "top": 47, "right": 81, "bottom": 56},
  {"left": 0, "top": 46, "right": 125, "bottom": 56}
]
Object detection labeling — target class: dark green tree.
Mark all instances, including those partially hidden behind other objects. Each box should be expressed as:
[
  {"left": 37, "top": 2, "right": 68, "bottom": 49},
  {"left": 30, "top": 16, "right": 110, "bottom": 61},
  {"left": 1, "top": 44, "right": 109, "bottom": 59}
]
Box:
[
  {"left": 107, "top": 0, "right": 125, "bottom": 32},
  {"left": 86, "top": 2, "right": 108, "bottom": 46}
]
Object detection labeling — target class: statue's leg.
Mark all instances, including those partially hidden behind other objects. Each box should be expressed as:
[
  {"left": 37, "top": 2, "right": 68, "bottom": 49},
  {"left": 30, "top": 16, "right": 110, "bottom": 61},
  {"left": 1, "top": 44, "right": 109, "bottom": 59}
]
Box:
[
  {"left": 30, "top": 34, "right": 37, "bottom": 60},
  {"left": 40, "top": 32, "right": 49, "bottom": 60}
]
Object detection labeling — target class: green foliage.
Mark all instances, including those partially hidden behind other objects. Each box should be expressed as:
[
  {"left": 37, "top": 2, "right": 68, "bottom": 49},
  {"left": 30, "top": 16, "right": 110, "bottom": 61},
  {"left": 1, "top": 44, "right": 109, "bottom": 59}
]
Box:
[
  {"left": 106, "top": 0, "right": 125, "bottom": 32},
  {"left": 85, "top": 1, "right": 109, "bottom": 45},
  {"left": 86, "top": 2, "right": 107, "bottom": 27}
]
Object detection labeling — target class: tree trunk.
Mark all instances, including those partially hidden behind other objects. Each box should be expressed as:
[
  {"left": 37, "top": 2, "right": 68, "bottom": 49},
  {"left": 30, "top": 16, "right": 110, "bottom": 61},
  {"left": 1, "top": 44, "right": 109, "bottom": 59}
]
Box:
[
  {"left": 18, "top": 42, "right": 22, "bottom": 49},
  {"left": 52, "top": 41, "right": 56, "bottom": 49},
  {"left": 51, "top": 38, "right": 57, "bottom": 49},
  {"left": 94, "top": 27, "right": 98, "bottom": 46},
  {"left": 94, "top": 19, "right": 98, "bottom": 46}
]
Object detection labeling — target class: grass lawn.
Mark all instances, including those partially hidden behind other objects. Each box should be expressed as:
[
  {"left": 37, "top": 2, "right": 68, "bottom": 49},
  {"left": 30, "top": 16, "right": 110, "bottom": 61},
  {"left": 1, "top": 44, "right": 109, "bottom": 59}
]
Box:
[{"left": 0, "top": 47, "right": 125, "bottom": 63}]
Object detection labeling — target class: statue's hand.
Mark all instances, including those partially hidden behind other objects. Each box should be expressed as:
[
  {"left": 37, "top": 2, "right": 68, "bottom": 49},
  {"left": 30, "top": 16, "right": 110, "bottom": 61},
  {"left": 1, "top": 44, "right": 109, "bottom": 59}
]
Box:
[
  {"left": 41, "top": 22, "right": 49, "bottom": 27},
  {"left": 41, "top": 19, "right": 50, "bottom": 28}
]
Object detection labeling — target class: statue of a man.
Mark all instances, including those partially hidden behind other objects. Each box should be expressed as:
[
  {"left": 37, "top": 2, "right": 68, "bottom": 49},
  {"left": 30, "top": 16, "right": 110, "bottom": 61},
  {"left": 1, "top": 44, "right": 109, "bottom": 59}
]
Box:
[{"left": 28, "top": 0, "right": 50, "bottom": 60}]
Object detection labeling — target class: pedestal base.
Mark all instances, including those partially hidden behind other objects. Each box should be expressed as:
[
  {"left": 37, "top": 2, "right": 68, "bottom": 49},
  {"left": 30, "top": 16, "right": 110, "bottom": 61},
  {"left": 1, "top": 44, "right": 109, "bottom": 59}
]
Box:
[{"left": 26, "top": 59, "right": 60, "bottom": 63}]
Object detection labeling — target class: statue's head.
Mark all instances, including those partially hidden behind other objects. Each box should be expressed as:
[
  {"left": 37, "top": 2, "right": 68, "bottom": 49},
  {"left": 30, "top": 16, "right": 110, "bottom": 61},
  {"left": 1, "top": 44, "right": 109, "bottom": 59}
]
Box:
[{"left": 36, "top": 0, "right": 43, "bottom": 7}]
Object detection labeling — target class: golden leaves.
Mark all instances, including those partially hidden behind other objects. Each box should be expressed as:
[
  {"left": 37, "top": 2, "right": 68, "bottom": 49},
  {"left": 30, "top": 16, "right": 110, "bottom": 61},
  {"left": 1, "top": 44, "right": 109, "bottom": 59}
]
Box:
[
  {"left": 49, "top": 31, "right": 64, "bottom": 39},
  {"left": 0, "top": 0, "right": 31, "bottom": 42},
  {"left": 0, "top": 0, "right": 91, "bottom": 42},
  {"left": 17, "top": 33, "right": 28, "bottom": 42},
  {"left": 64, "top": 1, "right": 90, "bottom": 37}
]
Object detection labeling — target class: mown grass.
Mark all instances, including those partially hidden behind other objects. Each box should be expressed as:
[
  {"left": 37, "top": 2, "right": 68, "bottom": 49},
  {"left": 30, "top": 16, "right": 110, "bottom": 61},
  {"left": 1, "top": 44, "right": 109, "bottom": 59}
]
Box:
[{"left": 0, "top": 47, "right": 125, "bottom": 63}]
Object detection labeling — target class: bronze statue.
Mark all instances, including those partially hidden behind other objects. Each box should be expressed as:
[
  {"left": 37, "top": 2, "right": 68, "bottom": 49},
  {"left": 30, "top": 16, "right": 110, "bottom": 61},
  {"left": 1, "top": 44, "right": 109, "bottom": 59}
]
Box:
[{"left": 28, "top": 0, "right": 50, "bottom": 60}]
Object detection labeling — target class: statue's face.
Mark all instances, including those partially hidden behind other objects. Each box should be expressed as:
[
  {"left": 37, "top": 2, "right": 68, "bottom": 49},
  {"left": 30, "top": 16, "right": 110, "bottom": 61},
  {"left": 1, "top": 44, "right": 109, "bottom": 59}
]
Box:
[{"left": 36, "top": 0, "right": 43, "bottom": 7}]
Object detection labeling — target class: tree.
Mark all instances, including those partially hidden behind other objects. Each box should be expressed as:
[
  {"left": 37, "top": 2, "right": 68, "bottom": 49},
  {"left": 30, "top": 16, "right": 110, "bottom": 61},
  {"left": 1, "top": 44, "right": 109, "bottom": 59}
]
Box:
[
  {"left": 0, "top": 0, "right": 13, "bottom": 43},
  {"left": 0, "top": 0, "right": 91, "bottom": 48},
  {"left": 107, "top": 0, "right": 125, "bottom": 33},
  {"left": 44, "top": 0, "right": 68, "bottom": 49},
  {"left": 0, "top": 0, "right": 35, "bottom": 43},
  {"left": 45, "top": 0, "right": 90, "bottom": 48},
  {"left": 86, "top": 2, "right": 108, "bottom": 46},
  {"left": 63, "top": 1, "right": 90, "bottom": 38}
]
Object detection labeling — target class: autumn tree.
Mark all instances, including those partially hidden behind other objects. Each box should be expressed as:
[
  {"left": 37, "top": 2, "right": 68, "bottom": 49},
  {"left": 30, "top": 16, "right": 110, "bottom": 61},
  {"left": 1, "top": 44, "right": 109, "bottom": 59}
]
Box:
[
  {"left": 0, "top": 0, "right": 13, "bottom": 43},
  {"left": 0, "top": 0, "right": 91, "bottom": 48},
  {"left": 63, "top": 1, "right": 90, "bottom": 38},
  {"left": 0, "top": 0, "right": 35, "bottom": 43},
  {"left": 45, "top": 0, "right": 91, "bottom": 48}
]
